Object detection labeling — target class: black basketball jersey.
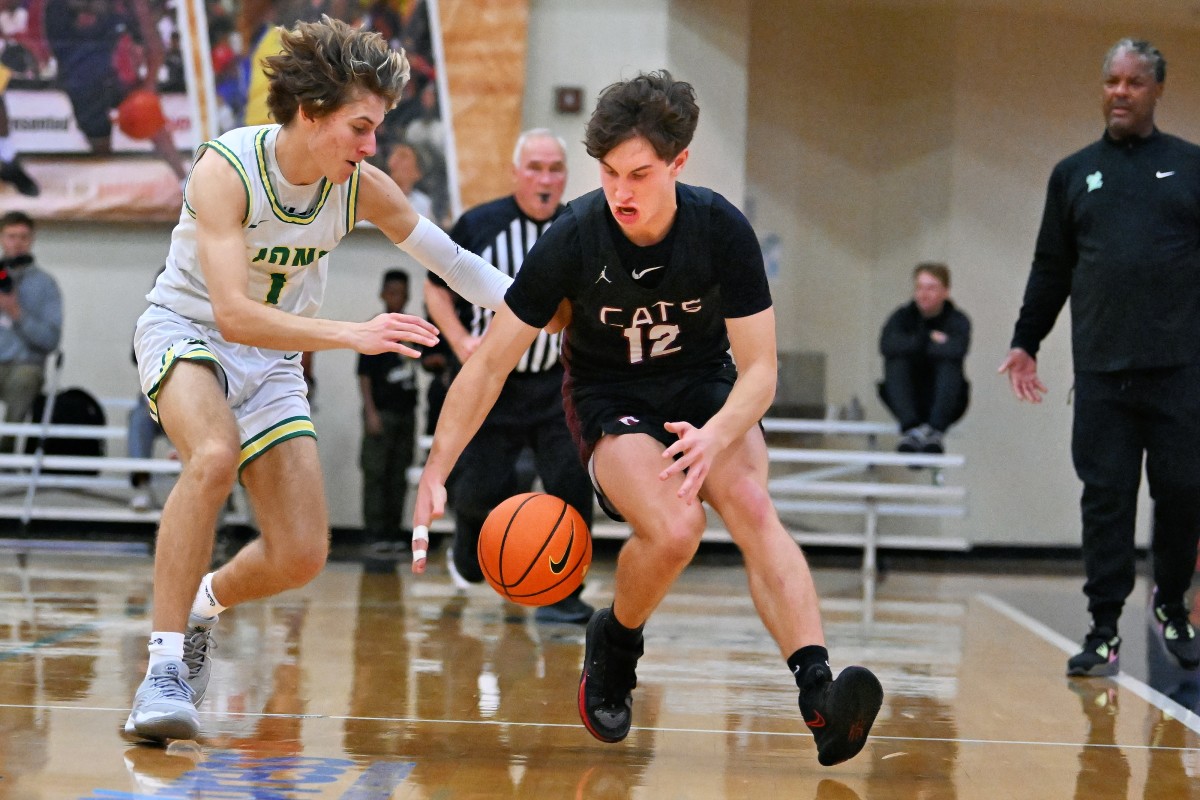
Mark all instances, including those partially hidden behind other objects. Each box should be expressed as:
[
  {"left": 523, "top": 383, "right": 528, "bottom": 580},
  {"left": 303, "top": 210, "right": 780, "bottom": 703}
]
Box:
[{"left": 506, "top": 183, "right": 772, "bottom": 389}]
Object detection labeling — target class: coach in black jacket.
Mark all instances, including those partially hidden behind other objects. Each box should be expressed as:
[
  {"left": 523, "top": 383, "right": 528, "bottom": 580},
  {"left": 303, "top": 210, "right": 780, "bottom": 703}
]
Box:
[{"left": 1001, "top": 38, "right": 1200, "bottom": 677}]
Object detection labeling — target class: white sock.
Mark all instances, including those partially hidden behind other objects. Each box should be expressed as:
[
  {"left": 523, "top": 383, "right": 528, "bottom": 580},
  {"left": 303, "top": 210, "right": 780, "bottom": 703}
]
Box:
[
  {"left": 190, "top": 572, "right": 226, "bottom": 618},
  {"left": 146, "top": 631, "right": 185, "bottom": 671},
  {"left": 0, "top": 137, "right": 14, "bottom": 162}
]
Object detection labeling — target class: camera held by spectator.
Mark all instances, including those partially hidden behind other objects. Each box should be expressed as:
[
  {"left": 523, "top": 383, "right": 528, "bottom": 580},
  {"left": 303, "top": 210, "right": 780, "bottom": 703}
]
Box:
[{"left": 0, "top": 254, "right": 32, "bottom": 292}]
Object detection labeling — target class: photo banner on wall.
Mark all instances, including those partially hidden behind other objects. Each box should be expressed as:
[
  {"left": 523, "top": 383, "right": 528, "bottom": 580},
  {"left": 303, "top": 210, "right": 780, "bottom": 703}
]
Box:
[{"left": 0, "top": 0, "right": 455, "bottom": 224}]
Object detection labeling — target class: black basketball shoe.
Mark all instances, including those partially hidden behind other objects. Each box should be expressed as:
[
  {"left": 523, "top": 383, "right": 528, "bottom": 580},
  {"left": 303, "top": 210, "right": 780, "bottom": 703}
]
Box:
[
  {"left": 1066, "top": 627, "right": 1120, "bottom": 677},
  {"left": 578, "top": 608, "right": 643, "bottom": 742},
  {"left": 799, "top": 665, "right": 884, "bottom": 766},
  {"left": 1152, "top": 595, "right": 1200, "bottom": 670}
]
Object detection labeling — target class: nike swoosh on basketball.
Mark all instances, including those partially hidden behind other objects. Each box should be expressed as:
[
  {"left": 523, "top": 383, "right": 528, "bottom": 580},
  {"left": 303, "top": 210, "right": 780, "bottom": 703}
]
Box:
[
  {"left": 1157, "top": 171, "right": 1176, "bottom": 178},
  {"left": 631, "top": 265, "right": 664, "bottom": 280},
  {"left": 549, "top": 531, "right": 574, "bottom": 574}
]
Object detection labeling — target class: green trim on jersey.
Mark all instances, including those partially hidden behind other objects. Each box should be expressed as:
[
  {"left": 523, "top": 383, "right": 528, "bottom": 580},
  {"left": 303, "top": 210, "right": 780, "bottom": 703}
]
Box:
[
  {"left": 239, "top": 415, "right": 316, "bottom": 475},
  {"left": 346, "top": 166, "right": 360, "bottom": 230},
  {"left": 145, "top": 339, "right": 221, "bottom": 421},
  {"left": 254, "top": 127, "right": 334, "bottom": 225},
  {"left": 198, "top": 140, "right": 253, "bottom": 226}
]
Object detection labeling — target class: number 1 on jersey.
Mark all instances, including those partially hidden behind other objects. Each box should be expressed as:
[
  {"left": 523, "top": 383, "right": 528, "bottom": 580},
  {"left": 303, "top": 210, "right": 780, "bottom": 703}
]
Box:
[{"left": 265, "top": 272, "right": 287, "bottom": 305}]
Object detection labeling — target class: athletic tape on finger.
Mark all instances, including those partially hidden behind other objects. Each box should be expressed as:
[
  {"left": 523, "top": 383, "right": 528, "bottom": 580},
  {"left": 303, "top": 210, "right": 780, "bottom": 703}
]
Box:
[{"left": 412, "top": 525, "right": 429, "bottom": 561}]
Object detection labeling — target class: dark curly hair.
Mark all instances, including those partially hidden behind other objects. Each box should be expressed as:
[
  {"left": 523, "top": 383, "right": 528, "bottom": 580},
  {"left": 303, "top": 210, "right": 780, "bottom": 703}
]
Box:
[
  {"left": 263, "top": 16, "right": 410, "bottom": 126},
  {"left": 584, "top": 70, "right": 699, "bottom": 161}
]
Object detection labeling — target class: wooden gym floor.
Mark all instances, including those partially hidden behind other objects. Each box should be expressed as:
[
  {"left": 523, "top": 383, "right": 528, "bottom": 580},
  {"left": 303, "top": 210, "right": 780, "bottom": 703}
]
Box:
[{"left": 0, "top": 537, "right": 1197, "bottom": 799}]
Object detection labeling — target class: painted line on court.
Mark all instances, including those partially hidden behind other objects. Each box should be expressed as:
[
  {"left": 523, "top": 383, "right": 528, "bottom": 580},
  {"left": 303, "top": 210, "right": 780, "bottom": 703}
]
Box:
[
  {"left": 976, "top": 592, "right": 1200, "bottom": 735},
  {"left": 5, "top": 703, "right": 1195, "bottom": 753}
]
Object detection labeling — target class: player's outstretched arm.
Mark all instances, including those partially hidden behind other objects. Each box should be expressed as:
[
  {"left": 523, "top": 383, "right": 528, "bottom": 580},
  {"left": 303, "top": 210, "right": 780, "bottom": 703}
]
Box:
[
  {"left": 356, "top": 161, "right": 513, "bottom": 311},
  {"left": 662, "top": 308, "right": 778, "bottom": 504},
  {"left": 191, "top": 152, "right": 438, "bottom": 356},
  {"left": 411, "top": 307, "right": 539, "bottom": 573}
]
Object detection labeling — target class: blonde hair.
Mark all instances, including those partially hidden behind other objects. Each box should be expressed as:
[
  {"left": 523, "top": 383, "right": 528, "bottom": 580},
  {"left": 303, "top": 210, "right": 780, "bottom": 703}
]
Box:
[{"left": 264, "top": 16, "right": 410, "bottom": 125}]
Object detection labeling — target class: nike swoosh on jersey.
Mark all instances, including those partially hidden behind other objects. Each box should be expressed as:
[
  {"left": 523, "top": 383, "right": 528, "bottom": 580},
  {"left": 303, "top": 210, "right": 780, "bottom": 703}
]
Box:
[
  {"left": 631, "top": 265, "right": 664, "bottom": 280},
  {"left": 549, "top": 529, "right": 574, "bottom": 574},
  {"left": 283, "top": 352, "right": 300, "bottom": 360},
  {"left": 1157, "top": 171, "right": 1176, "bottom": 178}
]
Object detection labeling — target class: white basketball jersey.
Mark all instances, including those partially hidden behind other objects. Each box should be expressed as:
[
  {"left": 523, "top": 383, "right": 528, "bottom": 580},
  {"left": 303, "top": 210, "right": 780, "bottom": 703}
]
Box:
[{"left": 148, "top": 125, "right": 359, "bottom": 326}]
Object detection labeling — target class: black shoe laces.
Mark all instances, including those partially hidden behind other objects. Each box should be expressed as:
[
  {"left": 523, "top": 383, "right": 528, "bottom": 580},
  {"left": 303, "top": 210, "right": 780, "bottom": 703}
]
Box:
[{"left": 595, "top": 638, "right": 642, "bottom": 703}]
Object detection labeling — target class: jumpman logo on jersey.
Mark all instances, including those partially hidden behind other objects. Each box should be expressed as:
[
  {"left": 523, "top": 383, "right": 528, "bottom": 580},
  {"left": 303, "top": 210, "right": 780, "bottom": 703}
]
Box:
[{"left": 596, "top": 266, "right": 612, "bottom": 284}]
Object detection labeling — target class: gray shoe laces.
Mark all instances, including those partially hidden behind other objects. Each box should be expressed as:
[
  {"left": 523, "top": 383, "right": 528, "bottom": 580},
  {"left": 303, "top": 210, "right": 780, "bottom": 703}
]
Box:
[
  {"left": 149, "top": 671, "right": 194, "bottom": 702},
  {"left": 182, "top": 627, "right": 215, "bottom": 676}
]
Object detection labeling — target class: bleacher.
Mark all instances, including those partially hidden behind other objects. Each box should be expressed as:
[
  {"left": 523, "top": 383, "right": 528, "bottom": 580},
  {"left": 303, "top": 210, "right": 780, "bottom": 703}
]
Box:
[
  {"left": 0, "top": 395, "right": 252, "bottom": 530},
  {"left": 408, "top": 416, "right": 967, "bottom": 575},
  {"left": 0, "top": 351, "right": 964, "bottom": 576}
]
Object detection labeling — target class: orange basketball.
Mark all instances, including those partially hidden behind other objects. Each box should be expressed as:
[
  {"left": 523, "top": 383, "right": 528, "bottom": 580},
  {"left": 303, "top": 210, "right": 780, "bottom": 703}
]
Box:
[
  {"left": 117, "top": 89, "right": 167, "bottom": 140},
  {"left": 478, "top": 492, "right": 591, "bottom": 606}
]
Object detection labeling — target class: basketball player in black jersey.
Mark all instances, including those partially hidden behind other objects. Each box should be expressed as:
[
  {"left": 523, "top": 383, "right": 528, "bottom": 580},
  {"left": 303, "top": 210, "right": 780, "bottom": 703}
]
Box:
[{"left": 413, "top": 71, "right": 883, "bottom": 766}]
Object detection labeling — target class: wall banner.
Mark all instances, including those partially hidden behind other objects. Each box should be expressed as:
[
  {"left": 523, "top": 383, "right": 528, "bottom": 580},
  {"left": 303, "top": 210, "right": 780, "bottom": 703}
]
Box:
[{"left": 0, "top": 0, "right": 453, "bottom": 223}]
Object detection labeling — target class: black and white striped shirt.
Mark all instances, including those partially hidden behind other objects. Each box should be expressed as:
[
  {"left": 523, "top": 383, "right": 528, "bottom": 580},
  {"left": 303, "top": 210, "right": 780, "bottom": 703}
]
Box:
[{"left": 432, "top": 196, "right": 562, "bottom": 373}]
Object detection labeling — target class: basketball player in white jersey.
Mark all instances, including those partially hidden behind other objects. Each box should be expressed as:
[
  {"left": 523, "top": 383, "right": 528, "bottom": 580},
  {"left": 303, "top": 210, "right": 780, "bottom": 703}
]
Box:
[{"left": 124, "top": 16, "right": 514, "bottom": 742}]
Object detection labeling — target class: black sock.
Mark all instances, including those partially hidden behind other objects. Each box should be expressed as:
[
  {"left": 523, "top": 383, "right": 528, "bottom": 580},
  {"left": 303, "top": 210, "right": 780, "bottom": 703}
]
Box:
[
  {"left": 605, "top": 607, "right": 644, "bottom": 649},
  {"left": 788, "top": 645, "right": 830, "bottom": 692}
]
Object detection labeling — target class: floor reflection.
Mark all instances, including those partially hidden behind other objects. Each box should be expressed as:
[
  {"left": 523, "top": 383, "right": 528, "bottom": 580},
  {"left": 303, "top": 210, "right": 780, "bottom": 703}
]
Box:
[
  {"left": 1067, "top": 680, "right": 1129, "bottom": 800},
  {"left": 1144, "top": 593, "right": 1200, "bottom": 715},
  {"left": 0, "top": 545, "right": 1197, "bottom": 798}
]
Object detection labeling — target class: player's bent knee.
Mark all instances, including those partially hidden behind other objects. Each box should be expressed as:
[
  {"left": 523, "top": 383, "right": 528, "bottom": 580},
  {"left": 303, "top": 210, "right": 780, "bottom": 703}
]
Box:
[
  {"left": 184, "top": 442, "right": 240, "bottom": 492},
  {"left": 279, "top": 538, "right": 329, "bottom": 588},
  {"left": 654, "top": 516, "right": 706, "bottom": 564},
  {"left": 709, "top": 480, "right": 775, "bottom": 527}
]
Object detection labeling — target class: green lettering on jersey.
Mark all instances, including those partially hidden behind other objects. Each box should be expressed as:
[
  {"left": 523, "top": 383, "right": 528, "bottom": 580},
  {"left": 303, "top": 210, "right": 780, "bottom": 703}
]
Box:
[{"left": 291, "top": 247, "right": 316, "bottom": 266}]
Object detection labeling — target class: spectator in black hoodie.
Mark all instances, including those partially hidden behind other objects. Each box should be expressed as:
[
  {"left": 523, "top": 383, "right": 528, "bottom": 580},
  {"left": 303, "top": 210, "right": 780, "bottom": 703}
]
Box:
[{"left": 878, "top": 261, "right": 970, "bottom": 454}]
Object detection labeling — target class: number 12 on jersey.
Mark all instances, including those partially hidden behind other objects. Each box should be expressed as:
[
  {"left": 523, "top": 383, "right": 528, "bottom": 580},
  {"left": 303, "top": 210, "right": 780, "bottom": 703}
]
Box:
[{"left": 623, "top": 324, "right": 681, "bottom": 364}]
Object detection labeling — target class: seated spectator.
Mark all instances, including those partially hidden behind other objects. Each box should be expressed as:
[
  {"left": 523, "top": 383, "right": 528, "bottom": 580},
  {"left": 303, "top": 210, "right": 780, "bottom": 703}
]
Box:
[
  {"left": 878, "top": 262, "right": 970, "bottom": 454},
  {"left": 0, "top": 211, "right": 61, "bottom": 451}
]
